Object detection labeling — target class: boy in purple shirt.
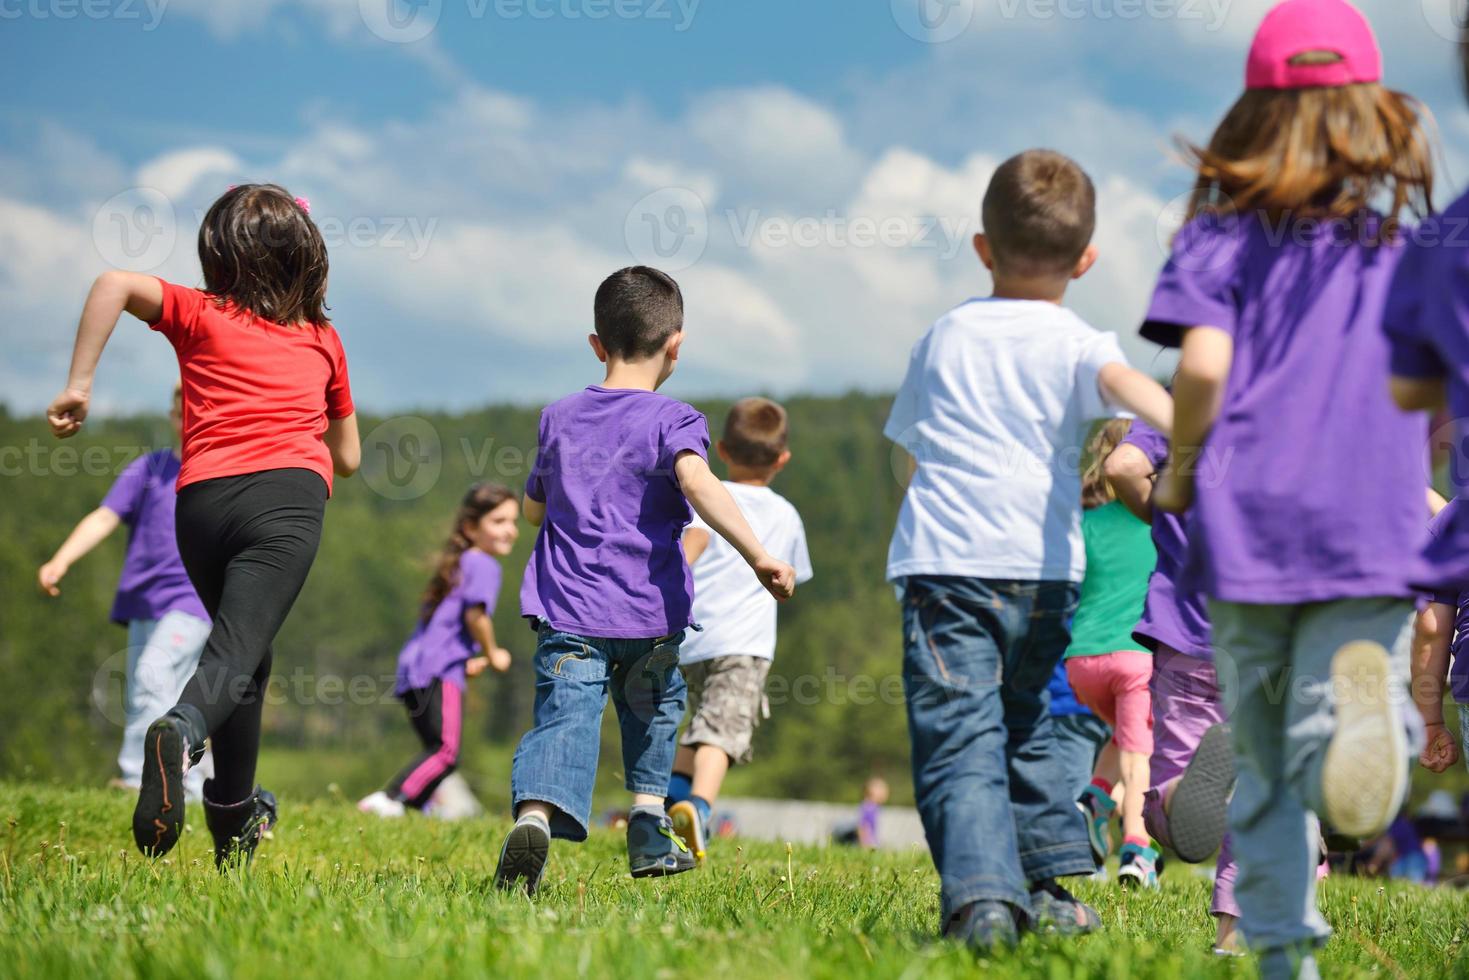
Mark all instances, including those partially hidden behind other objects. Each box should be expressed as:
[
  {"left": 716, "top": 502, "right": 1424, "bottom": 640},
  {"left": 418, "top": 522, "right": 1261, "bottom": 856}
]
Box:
[
  {"left": 37, "top": 385, "right": 214, "bottom": 800},
  {"left": 494, "top": 266, "right": 797, "bottom": 894}
]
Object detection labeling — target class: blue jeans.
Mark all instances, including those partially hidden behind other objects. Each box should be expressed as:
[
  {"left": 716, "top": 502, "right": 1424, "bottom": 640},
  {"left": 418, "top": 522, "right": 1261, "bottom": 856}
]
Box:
[
  {"left": 901, "top": 576, "right": 1094, "bottom": 920},
  {"left": 510, "top": 624, "right": 687, "bottom": 841},
  {"left": 1052, "top": 712, "right": 1112, "bottom": 804}
]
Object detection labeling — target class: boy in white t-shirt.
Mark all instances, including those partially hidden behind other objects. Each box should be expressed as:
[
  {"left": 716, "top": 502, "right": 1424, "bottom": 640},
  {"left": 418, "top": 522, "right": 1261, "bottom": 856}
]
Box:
[
  {"left": 886, "top": 149, "right": 1172, "bottom": 949},
  {"left": 666, "top": 397, "right": 813, "bottom": 862}
]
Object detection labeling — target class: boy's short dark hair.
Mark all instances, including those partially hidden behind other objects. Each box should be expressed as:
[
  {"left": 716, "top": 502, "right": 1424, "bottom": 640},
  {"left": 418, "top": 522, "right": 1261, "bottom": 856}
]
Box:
[
  {"left": 593, "top": 266, "right": 684, "bottom": 360},
  {"left": 981, "top": 150, "right": 1096, "bottom": 277},
  {"left": 721, "top": 397, "right": 788, "bottom": 468}
]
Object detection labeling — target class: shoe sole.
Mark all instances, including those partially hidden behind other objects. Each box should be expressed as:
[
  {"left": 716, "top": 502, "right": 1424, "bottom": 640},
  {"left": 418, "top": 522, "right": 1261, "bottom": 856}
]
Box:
[
  {"left": 495, "top": 821, "right": 550, "bottom": 896},
  {"left": 668, "top": 801, "right": 707, "bottom": 866},
  {"left": 1323, "top": 641, "right": 1407, "bottom": 838},
  {"left": 132, "top": 718, "right": 186, "bottom": 858},
  {"left": 629, "top": 853, "right": 697, "bottom": 878},
  {"left": 1169, "top": 723, "right": 1236, "bottom": 863}
]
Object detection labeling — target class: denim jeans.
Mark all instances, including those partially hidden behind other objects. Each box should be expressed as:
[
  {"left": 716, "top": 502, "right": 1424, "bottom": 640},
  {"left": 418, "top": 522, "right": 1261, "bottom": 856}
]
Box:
[
  {"left": 122, "top": 611, "right": 213, "bottom": 800},
  {"left": 1051, "top": 712, "right": 1112, "bottom": 804},
  {"left": 901, "top": 576, "right": 1095, "bottom": 920},
  {"left": 510, "top": 623, "right": 686, "bottom": 841}
]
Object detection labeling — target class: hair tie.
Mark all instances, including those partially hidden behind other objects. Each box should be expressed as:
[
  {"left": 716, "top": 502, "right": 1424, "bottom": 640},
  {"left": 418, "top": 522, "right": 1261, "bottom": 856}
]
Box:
[{"left": 294, "top": 196, "right": 311, "bottom": 215}]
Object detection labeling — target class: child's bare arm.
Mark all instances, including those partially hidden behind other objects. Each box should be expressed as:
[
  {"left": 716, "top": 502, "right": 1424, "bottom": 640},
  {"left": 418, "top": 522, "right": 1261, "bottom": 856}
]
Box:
[
  {"left": 674, "top": 451, "right": 795, "bottom": 600},
  {"left": 522, "top": 495, "right": 546, "bottom": 527},
  {"left": 1391, "top": 375, "right": 1446, "bottom": 412},
  {"left": 1104, "top": 443, "right": 1157, "bottom": 525},
  {"left": 464, "top": 606, "right": 511, "bottom": 674},
  {"left": 682, "top": 527, "right": 711, "bottom": 565},
  {"left": 37, "top": 507, "right": 121, "bottom": 596},
  {"left": 1154, "top": 327, "right": 1233, "bottom": 514},
  {"left": 1428, "top": 487, "right": 1449, "bottom": 517},
  {"left": 324, "top": 413, "right": 361, "bottom": 478},
  {"left": 1096, "top": 363, "right": 1173, "bottom": 437},
  {"left": 1412, "top": 601, "right": 1460, "bottom": 773},
  {"left": 48, "top": 272, "right": 164, "bottom": 439}
]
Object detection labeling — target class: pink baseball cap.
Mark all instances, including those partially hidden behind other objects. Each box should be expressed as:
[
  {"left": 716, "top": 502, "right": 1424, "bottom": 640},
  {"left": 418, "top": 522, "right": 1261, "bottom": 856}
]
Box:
[{"left": 1245, "top": 0, "right": 1382, "bottom": 90}]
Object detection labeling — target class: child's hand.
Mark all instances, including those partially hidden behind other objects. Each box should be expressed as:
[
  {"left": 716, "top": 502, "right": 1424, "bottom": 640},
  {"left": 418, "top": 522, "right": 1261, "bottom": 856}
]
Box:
[
  {"left": 46, "top": 388, "right": 90, "bottom": 439},
  {"left": 37, "top": 560, "right": 68, "bottom": 597},
  {"left": 1420, "top": 722, "right": 1460, "bottom": 773},
  {"left": 1152, "top": 460, "right": 1195, "bottom": 514},
  {"left": 465, "top": 656, "right": 491, "bottom": 678},
  {"left": 488, "top": 647, "right": 512, "bottom": 673},
  {"left": 754, "top": 554, "right": 797, "bottom": 601}
]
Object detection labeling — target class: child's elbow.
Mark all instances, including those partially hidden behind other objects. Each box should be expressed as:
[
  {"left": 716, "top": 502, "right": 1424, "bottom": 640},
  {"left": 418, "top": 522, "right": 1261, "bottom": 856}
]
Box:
[
  {"left": 334, "top": 446, "right": 361, "bottom": 478},
  {"left": 1390, "top": 376, "right": 1442, "bottom": 412}
]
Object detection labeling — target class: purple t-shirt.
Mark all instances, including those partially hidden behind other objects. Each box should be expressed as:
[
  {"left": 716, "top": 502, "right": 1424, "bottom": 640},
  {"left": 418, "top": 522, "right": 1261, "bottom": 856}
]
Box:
[
  {"left": 1425, "top": 499, "right": 1469, "bottom": 704},
  {"left": 1141, "top": 211, "right": 1426, "bottom": 603},
  {"left": 1384, "top": 191, "right": 1469, "bottom": 594},
  {"left": 520, "top": 386, "right": 711, "bottom": 638},
  {"left": 100, "top": 449, "right": 208, "bottom": 625},
  {"left": 396, "top": 548, "right": 502, "bottom": 694},
  {"left": 1121, "top": 420, "right": 1211, "bottom": 659}
]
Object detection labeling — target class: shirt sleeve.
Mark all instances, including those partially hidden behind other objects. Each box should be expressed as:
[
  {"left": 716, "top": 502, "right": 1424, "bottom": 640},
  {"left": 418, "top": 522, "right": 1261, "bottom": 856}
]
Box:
[
  {"left": 100, "top": 453, "right": 151, "bottom": 525},
  {"left": 525, "top": 409, "right": 550, "bottom": 504},
  {"left": 458, "top": 551, "right": 502, "bottom": 614},
  {"left": 1140, "top": 214, "right": 1244, "bottom": 348},
  {"left": 323, "top": 328, "right": 355, "bottom": 420},
  {"left": 660, "top": 403, "right": 711, "bottom": 473},
  {"left": 147, "top": 278, "right": 207, "bottom": 347},
  {"left": 790, "top": 509, "right": 814, "bottom": 584},
  {"left": 882, "top": 336, "right": 927, "bottom": 449},
  {"left": 1383, "top": 231, "right": 1448, "bottom": 380},
  {"left": 1120, "top": 417, "right": 1169, "bottom": 469},
  {"left": 1076, "top": 329, "right": 1130, "bottom": 421}
]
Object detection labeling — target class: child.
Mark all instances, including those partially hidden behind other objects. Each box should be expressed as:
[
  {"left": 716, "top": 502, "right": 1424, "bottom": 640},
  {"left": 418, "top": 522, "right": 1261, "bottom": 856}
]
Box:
[
  {"left": 857, "top": 776, "right": 889, "bottom": 849},
  {"left": 885, "top": 149, "right": 1173, "bottom": 949},
  {"left": 38, "top": 383, "right": 214, "bottom": 801},
  {"left": 1105, "top": 416, "right": 1240, "bottom": 952},
  {"left": 47, "top": 184, "right": 360, "bottom": 869},
  {"left": 1064, "top": 419, "right": 1159, "bottom": 888},
  {"left": 664, "top": 397, "right": 812, "bottom": 863},
  {"left": 358, "top": 484, "right": 517, "bottom": 818},
  {"left": 493, "top": 266, "right": 797, "bottom": 894},
  {"left": 1147, "top": 3, "right": 1434, "bottom": 974}
]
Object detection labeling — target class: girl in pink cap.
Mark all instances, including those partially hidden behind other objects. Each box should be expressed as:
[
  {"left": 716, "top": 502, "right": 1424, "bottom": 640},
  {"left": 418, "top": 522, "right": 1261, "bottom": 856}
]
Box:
[{"left": 1143, "top": 1, "right": 1436, "bottom": 977}]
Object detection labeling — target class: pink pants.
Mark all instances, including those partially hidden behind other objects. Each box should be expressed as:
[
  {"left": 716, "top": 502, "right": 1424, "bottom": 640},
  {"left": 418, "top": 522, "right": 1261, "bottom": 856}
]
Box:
[{"left": 1064, "top": 651, "right": 1154, "bottom": 755}]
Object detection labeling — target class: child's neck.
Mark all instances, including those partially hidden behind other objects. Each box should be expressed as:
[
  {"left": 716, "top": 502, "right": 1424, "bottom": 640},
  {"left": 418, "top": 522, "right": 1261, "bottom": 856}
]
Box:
[
  {"left": 990, "top": 275, "right": 1071, "bottom": 305},
  {"left": 725, "top": 464, "right": 776, "bottom": 487},
  {"left": 600, "top": 358, "right": 666, "bottom": 392}
]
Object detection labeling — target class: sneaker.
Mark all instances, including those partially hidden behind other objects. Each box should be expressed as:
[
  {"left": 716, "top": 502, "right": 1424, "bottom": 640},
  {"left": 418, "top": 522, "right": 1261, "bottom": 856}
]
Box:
[
  {"left": 1169, "top": 723, "right": 1236, "bottom": 863},
  {"left": 1078, "top": 784, "right": 1116, "bottom": 865},
  {"left": 495, "top": 814, "right": 551, "bottom": 896},
  {"left": 131, "top": 715, "right": 191, "bottom": 857},
  {"left": 1028, "top": 878, "right": 1101, "bottom": 935},
  {"left": 943, "top": 900, "right": 1018, "bottom": 952},
  {"left": 203, "top": 783, "right": 278, "bottom": 870},
  {"left": 667, "top": 800, "right": 707, "bottom": 866},
  {"left": 627, "top": 811, "right": 696, "bottom": 878},
  {"left": 1117, "top": 842, "right": 1160, "bottom": 889},
  {"left": 358, "top": 791, "right": 406, "bottom": 819},
  {"left": 1322, "top": 641, "right": 1408, "bottom": 838}
]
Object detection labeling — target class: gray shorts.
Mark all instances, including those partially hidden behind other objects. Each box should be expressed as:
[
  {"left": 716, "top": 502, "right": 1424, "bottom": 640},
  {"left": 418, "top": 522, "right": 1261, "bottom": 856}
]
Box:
[{"left": 679, "top": 655, "right": 771, "bottom": 765}]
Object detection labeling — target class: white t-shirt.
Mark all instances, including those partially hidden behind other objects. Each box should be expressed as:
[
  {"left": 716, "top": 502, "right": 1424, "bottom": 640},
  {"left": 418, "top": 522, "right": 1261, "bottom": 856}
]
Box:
[
  {"left": 884, "top": 298, "right": 1129, "bottom": 584},
  {"left": 680, "top": 482, "right": 814, "bottom": 664}
]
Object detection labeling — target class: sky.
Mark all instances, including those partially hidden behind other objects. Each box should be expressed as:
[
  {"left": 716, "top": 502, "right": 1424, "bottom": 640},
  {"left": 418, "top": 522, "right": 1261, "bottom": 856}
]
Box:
[{"left": 3, "top": 0, "right": 1468, "bottom": 415}]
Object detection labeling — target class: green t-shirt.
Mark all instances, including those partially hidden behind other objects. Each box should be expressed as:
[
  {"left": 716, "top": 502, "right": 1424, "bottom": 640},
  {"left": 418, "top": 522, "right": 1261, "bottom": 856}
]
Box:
[{"left": 1065, "top": 500, "right": 1157, "bottom": 658}]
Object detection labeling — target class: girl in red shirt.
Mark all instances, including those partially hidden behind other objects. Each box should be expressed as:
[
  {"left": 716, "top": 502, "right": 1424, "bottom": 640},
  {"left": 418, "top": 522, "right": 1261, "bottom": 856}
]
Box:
[{"left": 47, "top": 184, "right": 361, "bottom": 869}]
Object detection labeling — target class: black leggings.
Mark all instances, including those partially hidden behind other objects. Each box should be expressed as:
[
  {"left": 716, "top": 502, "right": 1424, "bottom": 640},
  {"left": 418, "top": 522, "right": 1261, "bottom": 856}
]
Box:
[
  {"left": 173, "top": 468, "right": 327, "bottom": 802},
  {"left": 385, "top": 680, "right": 463, "bottom": 809}
]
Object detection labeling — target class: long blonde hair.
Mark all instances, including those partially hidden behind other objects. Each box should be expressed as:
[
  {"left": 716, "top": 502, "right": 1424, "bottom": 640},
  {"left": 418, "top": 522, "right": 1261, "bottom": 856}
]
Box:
[{"left": 1081, "top": 419, "right": 1133, "bottom": 510}]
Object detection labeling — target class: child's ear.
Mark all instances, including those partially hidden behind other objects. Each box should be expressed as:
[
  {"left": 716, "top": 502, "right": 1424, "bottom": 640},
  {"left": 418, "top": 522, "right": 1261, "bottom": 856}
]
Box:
[
  {"left": 715, "top": 441, "right": 733, "bottom": 466},
  {"left": 973, "top": 233, "right": 994, "bottom": 271},
  {"left": 1072, "top": 244, "right": 1099, "bottom": 280},
  {"left": 771, "top": 449, "right": 792, "bottom": 473},
  {"left": 588, "top": 333, "right": 609, "bottom": 363},
  {"left": 666, "top": 331, "right": 684, "bottom": 362}
]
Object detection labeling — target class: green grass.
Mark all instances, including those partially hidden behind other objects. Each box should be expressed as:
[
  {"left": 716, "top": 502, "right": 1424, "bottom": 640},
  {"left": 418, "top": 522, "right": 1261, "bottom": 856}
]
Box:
[{"left": 2, "top": 783, "right": 1467, "bottom": 978}]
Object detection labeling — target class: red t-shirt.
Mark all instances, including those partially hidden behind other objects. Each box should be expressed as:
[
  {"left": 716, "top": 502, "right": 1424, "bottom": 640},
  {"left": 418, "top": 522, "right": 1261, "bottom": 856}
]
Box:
[{"left": 149, "top": 279, "right": 355, "bottom": 495}]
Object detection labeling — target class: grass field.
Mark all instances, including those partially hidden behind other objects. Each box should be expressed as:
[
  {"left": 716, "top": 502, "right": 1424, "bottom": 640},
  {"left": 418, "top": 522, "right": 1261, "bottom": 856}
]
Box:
[{"left": 2, "top": 783, "right": 1467, "bottom": 979}]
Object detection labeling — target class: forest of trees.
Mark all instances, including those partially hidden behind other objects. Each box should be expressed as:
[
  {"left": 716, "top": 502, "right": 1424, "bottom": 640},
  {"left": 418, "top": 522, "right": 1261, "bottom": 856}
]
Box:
[{"left": 0, "top": 393, "right": 917, "bottom": 803}]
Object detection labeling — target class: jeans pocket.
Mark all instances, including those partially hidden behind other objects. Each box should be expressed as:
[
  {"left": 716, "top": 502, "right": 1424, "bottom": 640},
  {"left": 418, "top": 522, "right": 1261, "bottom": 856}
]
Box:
[{"left": 906, "top": 594, "right": 1002, "bottom": 691}]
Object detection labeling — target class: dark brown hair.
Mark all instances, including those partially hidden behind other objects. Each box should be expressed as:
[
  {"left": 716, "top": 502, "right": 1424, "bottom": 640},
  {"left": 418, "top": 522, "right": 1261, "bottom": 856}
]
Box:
[
  {"left": 721, "top": 397, "right": 789, "bottom": 468},
  {"left": 198, "top": 184, "right": 331, "bottom": 326},
  {"left": 1181, "top": 63, "right": 1434, "bottom": 237},
  {"left": 420, "top": 483, "right": 516, "bottom": 623},
  {"left": 981, "top": 150, "right": 1097, "bottom": 277},
  {"left": 1081, "top": 418, "right": 1133, "bottom": 510},
  {"left": 593, "top": 266, "right": 684, "bottom": 359}
]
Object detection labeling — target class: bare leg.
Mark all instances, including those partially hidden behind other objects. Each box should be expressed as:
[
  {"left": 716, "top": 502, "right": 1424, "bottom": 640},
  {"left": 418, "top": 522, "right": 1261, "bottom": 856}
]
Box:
[
  {"left": 1215, "top": 913, "right": 1240, "bottom": 952},
  {"left": 1093, "top": 740, "right": 1122, "bottom": 788},
  {"left": 1118, "top": 749, "right": 1150, "bottom": 842},
  {"left": 673, "top": 745, "right": 697, "bottom": 778},
  {"left": 690, "top": 744, "right": 732, "bottom": 804}
]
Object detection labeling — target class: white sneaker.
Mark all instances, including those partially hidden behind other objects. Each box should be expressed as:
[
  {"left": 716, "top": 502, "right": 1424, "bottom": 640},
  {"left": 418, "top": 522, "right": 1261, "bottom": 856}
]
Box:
[
  {"left": 357, "top": 791, "right": 406, "bottom": 819},
  {"left": 1322, "top": 641, "right": 1407, "bottom": 837}
]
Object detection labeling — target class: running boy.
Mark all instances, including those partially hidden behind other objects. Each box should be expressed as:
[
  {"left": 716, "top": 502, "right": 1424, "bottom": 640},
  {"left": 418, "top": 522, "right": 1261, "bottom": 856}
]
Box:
[
  {"left": 494, "top": 267, "right": 797, "bottom": 894},
  {"left": 886, "top": 149, "right": 1173, "bottom": 949},
  {"left": 665, "top": 397, "right": 814, "bottom": 862}
]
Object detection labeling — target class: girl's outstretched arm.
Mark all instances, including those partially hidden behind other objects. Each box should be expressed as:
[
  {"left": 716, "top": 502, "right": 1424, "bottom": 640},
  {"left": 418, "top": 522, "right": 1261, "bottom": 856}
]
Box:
[
  {"left": 37, "top": 507, "right": 121, "bottom": 596},
  {"left": 47, "top": 271, "right": 163, "bottom": 439},
  {"left": 1154, "top": 326, "right": 1233, "bottom": 514}
]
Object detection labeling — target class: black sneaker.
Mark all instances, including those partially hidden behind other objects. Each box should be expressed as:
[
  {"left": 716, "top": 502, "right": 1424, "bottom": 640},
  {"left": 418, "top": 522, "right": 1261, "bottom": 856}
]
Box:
[
  {"left": 1028, "top": 879, "right": 1101, "bottom": 935},
  {"left": 495, "top": 816, "right": 551, "bottom": 896},
  {"left": 627, "top": 811, "right": 696, "bottom": 878},
  {"left": 943, "top": 900, "right": 1019, "bottom": 952},
  {"left": 132, "top": 715, "right": 191, "bottom": 857},
  {"left": 203, "top": 783, "right": 278, "bottom": 870},
  {"left": 1169, "top": 723, "right": 1236, "bottom": 863}
]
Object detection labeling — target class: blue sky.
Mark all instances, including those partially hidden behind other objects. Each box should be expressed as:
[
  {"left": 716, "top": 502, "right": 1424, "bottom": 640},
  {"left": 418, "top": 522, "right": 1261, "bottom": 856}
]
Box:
[{"left": 3, "top": 0, "right": 1467, "bottom": 414}]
